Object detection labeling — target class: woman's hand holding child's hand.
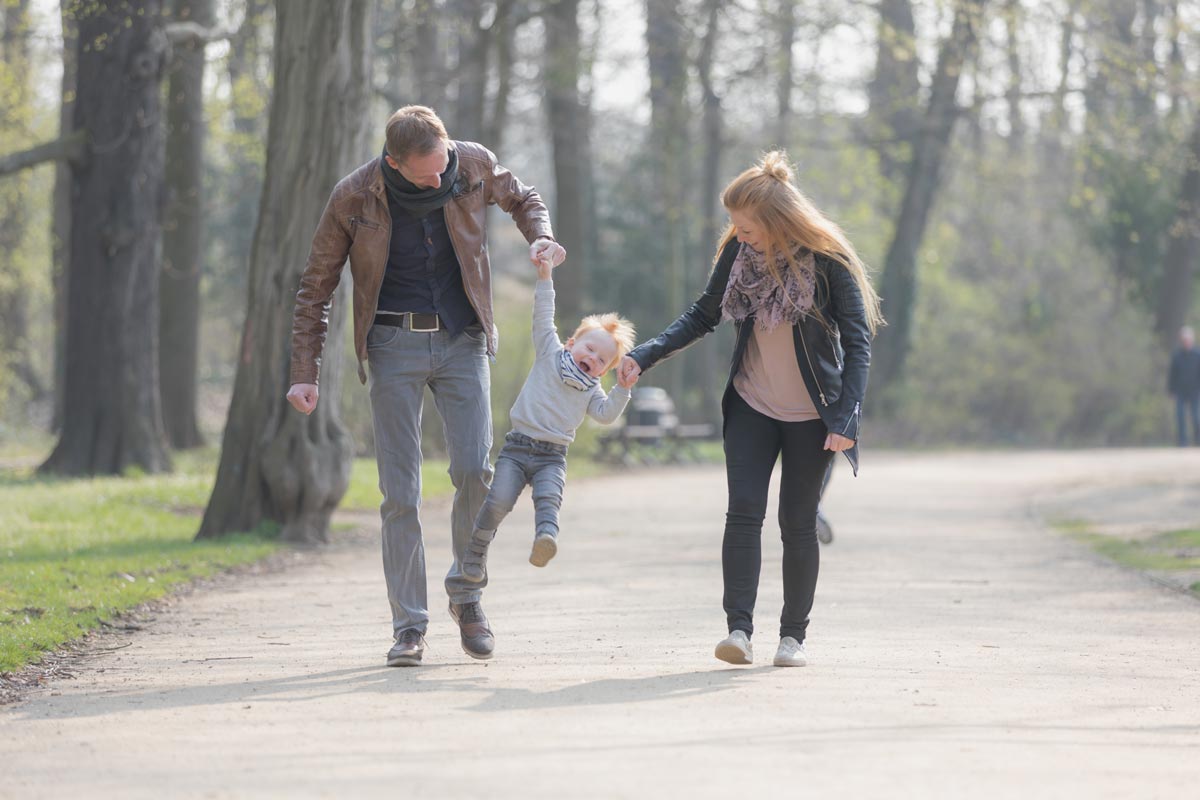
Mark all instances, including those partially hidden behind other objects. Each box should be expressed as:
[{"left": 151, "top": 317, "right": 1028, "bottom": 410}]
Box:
[
  {"left": 618, "top": 356, "right": 641, "bottom": 386},
  {"left": 617, "top": 363, "right": 640, "bottom": 389}
]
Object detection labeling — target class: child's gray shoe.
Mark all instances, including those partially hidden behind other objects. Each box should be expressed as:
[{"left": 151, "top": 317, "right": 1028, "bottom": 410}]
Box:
[
  {"left": 462, "top": 528, "right": 495, "bottom": 583},
  {"left": 529, "top": 531, "right": 557, "bottom": 567}
]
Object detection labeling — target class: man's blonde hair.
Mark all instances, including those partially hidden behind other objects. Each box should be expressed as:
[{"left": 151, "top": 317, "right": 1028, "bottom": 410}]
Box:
[
  {"left": 571, "top": 313, "right": 636, "bottom": 370},
  {"left": 385, "top": 105, "right": 449, "bottom": 162}
]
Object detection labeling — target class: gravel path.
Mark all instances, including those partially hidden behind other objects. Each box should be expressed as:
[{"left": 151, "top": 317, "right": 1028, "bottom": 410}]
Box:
[{"left": 3, "top": 449, "right": 1199, "bottom": 799}]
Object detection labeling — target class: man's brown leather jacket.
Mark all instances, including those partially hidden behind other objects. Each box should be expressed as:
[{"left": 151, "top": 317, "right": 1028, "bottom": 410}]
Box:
[{"left": 290, "top": 140, "right": 555, "bottom": 386}]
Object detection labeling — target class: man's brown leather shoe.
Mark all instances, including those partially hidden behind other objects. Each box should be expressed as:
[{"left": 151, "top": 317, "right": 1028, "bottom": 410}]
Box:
[
  {"left": 448, "top": 601, "right": 495, "bottom": 660},
  {"left": 386, "top": 628, "right": 426, "bottom": 667}
]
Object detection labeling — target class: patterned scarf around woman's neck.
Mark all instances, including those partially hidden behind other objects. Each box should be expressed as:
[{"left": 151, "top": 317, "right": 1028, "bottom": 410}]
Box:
[{"left": 721, "top": 242, "right": 816, "bottom": 331}]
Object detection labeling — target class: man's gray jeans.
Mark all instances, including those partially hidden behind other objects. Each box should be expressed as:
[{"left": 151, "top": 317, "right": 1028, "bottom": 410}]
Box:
[
  {"left": 474, "top": 431, "right": 568, "bottom": 540},
  {"left": 366, "top": 322, "right": 493, "bottom": 638}
]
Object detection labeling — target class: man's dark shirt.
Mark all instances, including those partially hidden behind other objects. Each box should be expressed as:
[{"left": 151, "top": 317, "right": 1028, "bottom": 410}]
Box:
[{"left": 376, "top": 202, "right": 478, "bottom": 336}]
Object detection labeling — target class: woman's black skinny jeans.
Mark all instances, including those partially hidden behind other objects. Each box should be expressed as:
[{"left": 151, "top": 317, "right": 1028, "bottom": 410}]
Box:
[{"left": 722, "top": 390, "right": 833, "bottom": 642}]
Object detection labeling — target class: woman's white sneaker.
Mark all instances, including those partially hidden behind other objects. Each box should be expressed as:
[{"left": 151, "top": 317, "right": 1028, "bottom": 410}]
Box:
[
  {"left": 714, "top": 630, "right": 753, "bottom": 665},
  {"left": 773, "top": 636, "right": 807, "bottom": 667}
]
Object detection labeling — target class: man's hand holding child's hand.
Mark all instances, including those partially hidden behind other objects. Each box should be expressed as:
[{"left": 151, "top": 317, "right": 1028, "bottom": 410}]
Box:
[{"left": 530, "top": 238, "right": 565, "bottom": 271}]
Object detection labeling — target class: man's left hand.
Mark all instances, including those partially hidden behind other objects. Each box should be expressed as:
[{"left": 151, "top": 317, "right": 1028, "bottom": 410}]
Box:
[
  {"left": 530, "top": 238, "right": 566, "bottom": 269},
  {"left": 824, "top": 433, "right": 854, "bottom": 452}
]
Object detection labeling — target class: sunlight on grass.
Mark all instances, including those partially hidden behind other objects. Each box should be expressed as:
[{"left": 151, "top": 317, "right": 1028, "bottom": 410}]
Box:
[
  {"left": 0, "top": 452, "right": 276, "bottom": 672},
  {"left": 1054, "top": 519, "right": 1200, "bottom": 589}
]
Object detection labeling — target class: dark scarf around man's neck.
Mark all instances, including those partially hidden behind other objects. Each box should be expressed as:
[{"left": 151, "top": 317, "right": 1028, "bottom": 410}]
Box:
[{"left": 380, "top": 145, "right": 459, "bottom": 217}]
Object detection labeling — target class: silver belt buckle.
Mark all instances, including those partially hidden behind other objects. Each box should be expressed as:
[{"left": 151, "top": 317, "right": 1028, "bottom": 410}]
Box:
[{"left": 409, "top": 313, "right": 440, "bottom": 333}]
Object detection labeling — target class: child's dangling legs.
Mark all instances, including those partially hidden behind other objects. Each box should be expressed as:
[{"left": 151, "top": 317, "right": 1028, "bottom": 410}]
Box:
[
  {"left": 528, "top": 448, "right": 567, "bottom": 567},
  {"left": 462, "top": 452, "right": 528, "bottom": 583}
]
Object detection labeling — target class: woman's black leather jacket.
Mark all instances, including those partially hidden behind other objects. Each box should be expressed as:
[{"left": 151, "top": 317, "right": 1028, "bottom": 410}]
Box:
[{"left": 627, "top": 238, "right": 872, "bottom": 475}]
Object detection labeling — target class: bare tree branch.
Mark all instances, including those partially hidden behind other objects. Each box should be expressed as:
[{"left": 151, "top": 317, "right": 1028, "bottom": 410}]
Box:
[
  {"left": 164, "top": 21, "right": 233, "bottom": 46},
  {"left": 0, "top": 130, "right": 86, "bottom": 177}
]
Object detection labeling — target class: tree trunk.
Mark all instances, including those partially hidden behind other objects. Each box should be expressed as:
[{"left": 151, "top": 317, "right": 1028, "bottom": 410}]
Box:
[
  {"left": 482, "top": 0, "right": 520, "bottom": 152},
  {"left": 412, "top": 0, "right": 447, "bottom": 112},
  {"left": 1135, "top": 0, "right": 1160, "bottom": 120},
  {"left": 1084, "top": 0, "right": 1136, "bottom": 128},
  {"left": 1004, "top": 0, "right": 1024, "bottom": 153},
  {"left": 697, "top": 0, "right": 723, "bottom": 424},
  {"left": 645, "top": 0, "right": 690, "bottom": 406},
  {"left": 0, "top": 0, "right": 44, "bottom": 406},
  {"left": 1166, "top": 0, "right": 1184, "bottom": 121},
  {"left": 867, "top": 0, "right": 920, "bottom": 181},
  {"left": 773, "top": 0, "right": 795, "bottom": 148},
  {"left": 544, "top": 0, "right": 586, "bottom": 319},
  {"left": 454, "top": 0, "right": 488, "bottom": 142},
  {"left": 41, "top": 0, "right": 172, "bottom": 476},
  {"left": 873, "top": 0, "right": 987, "bottom": 396},
  {"left": 197, "top": 1, "right": 370, "bottom": 543},
  {"left": 219, "top": 0, "right": 269, "bottom": 317},
  {"left": 159, "top": 0, "right": 212, "bottom": 450},
  {"left": 1155, "top": 117, "right": 1200, "bottom": 347},
  {"left": 51, "top": 4, "right": 77, "bottom": 432}
]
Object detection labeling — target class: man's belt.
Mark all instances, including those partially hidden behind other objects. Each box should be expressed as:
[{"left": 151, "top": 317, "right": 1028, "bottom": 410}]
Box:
[{"left": 374, "top": 312, "right": 441, "bottom": 332}]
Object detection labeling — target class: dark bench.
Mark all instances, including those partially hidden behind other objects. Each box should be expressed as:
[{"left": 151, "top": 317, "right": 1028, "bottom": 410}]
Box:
[{"left": 595, "top": 388, "right": 718, "bottom": 465}]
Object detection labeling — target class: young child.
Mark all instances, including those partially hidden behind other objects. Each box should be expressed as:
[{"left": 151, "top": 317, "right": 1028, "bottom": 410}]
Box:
[{"left": 460, "top": 258, "right": 638, "bottom": 582}]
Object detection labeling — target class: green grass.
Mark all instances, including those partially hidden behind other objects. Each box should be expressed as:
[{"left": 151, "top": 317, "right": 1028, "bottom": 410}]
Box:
[
  {"left": 1055, "top": 519, "right": 1200, "bottom": 585},
  {"left": 0, "top": 448, "right": 397, "bottom": 673},
  {"left": 0, "top": 449, "right": 279, "bottom": 672}
]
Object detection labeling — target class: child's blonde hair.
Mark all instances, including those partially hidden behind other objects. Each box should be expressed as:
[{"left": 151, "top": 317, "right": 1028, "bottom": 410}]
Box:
[{"left": 571, "top": 313, "right": 636, "bottom": 371}]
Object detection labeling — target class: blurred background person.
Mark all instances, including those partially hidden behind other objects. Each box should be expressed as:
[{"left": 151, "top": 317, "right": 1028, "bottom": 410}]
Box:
[{"left": 1168, "top": 326, "right": 1200, "bottom": 447}]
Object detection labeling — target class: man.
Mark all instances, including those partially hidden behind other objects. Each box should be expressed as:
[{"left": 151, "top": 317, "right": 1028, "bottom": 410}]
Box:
[
  {"left": 286, "top": 106, "right": 565, "bottom": 666},
  {"left": 1168, "top": 325, "right": 1200, "bottom": 447}
]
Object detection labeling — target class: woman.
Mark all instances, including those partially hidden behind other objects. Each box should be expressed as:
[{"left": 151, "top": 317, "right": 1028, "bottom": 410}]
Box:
[{"left": 619, "top": 151, "right": 882, "bottom": 667}]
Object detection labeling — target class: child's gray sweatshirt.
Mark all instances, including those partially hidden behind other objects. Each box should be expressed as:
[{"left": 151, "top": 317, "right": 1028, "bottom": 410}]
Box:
[{"left": 507, "top": 280, "right": 630, "bottom": 446}]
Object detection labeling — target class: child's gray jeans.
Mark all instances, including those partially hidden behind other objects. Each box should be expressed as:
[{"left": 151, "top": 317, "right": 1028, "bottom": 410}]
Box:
[{"left": 474, "top": 431, "right": 568, "bottom": 540}]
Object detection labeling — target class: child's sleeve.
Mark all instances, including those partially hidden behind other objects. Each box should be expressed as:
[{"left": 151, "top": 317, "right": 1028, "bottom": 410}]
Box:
[
  {"left": 586, "top": 384, "right": 632, "bottom": 424},
  {"left": 531, "top": 279, "right": 562, "bottom": 358}
]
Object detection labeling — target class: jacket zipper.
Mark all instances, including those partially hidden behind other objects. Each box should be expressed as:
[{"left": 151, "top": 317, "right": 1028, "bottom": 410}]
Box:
[
  {"left": 350, "top": 214, "right": 380, "bottom": 230},
  {"left": 841, "top": 401, "right": 860, "bottom": 436},
  {"left": 796, "top": 324, "right": 828, "bottom": 407}
]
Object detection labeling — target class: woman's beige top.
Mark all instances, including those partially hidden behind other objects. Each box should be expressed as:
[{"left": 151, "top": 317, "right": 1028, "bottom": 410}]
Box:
[{"left": 733, "top": 323, "right": 821, "bottom": 422}]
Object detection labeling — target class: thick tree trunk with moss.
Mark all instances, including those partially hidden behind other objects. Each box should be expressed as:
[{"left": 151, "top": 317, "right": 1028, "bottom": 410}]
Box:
[
  {"left": 159, "top": 0, "right": 213, "bottom": 449},
  {"left": 41, "top": 0, "right": 172, "bottom": 476},
  {"left": 197, "top": 1, "right": 371, "bottom": 543}
]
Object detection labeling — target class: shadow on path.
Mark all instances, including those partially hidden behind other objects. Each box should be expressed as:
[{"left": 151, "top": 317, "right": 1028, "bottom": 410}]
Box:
[{"left": 14, "top": 663, "right": 764, "bottom": 720}]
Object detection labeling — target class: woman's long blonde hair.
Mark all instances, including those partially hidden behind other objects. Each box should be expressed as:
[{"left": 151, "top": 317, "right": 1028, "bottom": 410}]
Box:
[{"left": 718, "top": 150, "right": 884, "bottom": 335}]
